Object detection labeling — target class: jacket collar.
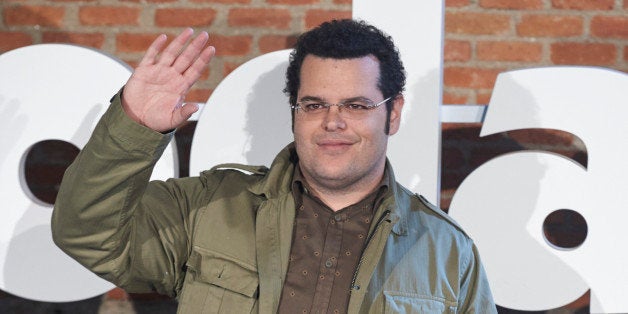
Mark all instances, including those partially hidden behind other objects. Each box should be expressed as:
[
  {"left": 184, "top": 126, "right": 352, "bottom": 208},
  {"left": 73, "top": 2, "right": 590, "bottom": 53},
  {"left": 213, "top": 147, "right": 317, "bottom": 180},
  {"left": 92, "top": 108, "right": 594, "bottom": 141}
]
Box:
[
  {"left": 375, "top": 159, "right": 408, "bottom": 236},
  {"left": 249, "top": 143, "right": 297, "bottom": 199}
]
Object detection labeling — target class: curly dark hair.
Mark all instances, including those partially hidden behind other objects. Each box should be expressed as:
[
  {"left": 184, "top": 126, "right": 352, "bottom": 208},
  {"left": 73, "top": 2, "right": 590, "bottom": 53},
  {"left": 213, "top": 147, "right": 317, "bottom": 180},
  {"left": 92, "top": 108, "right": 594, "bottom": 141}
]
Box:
[{"left": 284, "top": 19, "right": 406, "bottom": 134}]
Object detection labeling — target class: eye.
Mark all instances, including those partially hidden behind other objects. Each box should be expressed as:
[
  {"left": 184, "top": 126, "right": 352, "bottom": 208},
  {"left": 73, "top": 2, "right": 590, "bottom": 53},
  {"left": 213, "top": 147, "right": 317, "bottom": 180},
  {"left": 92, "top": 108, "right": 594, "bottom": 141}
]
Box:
[
  {"left": 303, "top": 102, "right": 326, "bottom": 111},
  {"left": 345, "top": 103, "right": 370, "bottom": 111}
]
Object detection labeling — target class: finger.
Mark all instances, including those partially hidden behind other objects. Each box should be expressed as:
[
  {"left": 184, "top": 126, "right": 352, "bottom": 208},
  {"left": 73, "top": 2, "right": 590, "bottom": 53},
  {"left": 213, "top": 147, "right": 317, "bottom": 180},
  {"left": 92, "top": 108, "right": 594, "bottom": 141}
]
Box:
[
  {"left": 172, "top": 31, "right": 210, "bottom": 74},
  {"left": 182, "top": 45, "right": 215, "bottom": 89},
  {"left": 138, "top": 34, "right": 168, "bottom": 67},
  {"left": 172, "top": 103, "right": 199, "bottom": 126},
  {"left": 158, "top": 28, "right": 194, "bottom": 66}
]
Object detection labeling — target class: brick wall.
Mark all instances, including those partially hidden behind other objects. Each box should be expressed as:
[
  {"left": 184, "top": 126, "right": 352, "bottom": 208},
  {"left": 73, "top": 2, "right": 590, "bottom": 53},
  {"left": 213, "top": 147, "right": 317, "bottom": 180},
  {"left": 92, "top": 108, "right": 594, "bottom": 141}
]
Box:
[{"left": 2, "top": 0, "right": 627, "bottom": 312}]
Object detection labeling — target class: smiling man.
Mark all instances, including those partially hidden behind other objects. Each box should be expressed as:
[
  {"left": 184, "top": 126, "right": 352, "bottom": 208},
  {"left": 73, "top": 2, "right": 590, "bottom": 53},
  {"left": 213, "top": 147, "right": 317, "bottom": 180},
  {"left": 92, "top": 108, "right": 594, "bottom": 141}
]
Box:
[{"left": 52, "top": 19, "right": 496, "bottom": 313}]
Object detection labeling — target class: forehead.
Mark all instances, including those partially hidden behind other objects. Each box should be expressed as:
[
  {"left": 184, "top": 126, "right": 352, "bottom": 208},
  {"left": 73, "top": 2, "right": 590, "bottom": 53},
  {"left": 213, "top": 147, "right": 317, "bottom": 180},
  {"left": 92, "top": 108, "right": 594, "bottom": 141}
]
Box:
[{"left": 298, "top": 55, "right": 382, "bottom": 99}]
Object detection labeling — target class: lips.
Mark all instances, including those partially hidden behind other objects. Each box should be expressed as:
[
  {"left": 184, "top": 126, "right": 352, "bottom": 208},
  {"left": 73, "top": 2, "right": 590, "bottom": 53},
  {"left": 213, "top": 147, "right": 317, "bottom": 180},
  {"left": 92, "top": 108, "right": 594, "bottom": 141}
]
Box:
[
  {"left": 318, "top": 139, "right": 353, "bottom": 146},
  {"left": 316, "top": 138, "right": 356, "bottom": 155}
]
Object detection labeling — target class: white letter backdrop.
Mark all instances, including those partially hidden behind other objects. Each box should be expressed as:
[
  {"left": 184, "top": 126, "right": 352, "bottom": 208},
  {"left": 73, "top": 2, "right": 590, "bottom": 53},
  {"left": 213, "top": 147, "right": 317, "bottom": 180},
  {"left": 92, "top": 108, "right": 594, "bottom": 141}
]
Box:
[{"left": 2, "top": 1, "right": 628, "bottom": 313}]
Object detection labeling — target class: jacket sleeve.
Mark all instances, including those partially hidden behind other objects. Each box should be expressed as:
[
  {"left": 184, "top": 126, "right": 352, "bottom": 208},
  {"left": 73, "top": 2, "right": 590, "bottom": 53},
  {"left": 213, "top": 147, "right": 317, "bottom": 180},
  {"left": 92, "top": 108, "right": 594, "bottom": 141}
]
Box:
[
  {"left": 458, "top": 241, "right": 498, "bottom": 313},
  {"left": 51, "top": 91, "right": 211, "bottom": 297}
]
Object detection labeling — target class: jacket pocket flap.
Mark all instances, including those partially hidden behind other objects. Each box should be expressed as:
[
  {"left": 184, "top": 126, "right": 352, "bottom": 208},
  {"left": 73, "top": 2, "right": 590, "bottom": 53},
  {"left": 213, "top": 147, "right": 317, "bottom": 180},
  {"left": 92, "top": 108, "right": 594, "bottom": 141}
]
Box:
[{"left": 187, "top": 249, "right": 259, "bottom": 298}]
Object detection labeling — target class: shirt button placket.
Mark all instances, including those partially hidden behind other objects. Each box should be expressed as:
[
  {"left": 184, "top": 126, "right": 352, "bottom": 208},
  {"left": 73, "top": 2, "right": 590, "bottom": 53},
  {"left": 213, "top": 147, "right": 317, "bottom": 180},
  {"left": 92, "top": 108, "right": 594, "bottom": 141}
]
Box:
[{"left": 325, "top": 258, "right": 333, "bottom": 268}]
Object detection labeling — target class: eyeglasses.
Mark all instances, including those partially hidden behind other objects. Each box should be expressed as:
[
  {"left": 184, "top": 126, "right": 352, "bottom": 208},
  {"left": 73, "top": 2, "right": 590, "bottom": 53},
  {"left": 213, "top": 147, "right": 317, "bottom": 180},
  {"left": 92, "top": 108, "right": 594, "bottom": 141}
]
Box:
[{"left": 291, "top": 97, "right": 391, "bottom": 120}]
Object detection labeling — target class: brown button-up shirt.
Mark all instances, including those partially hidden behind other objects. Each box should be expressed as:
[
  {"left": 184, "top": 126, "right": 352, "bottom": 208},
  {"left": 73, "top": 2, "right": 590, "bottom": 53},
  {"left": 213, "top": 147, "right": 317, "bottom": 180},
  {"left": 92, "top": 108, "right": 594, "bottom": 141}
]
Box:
[{"left": 277, "top": 165, "right": 388, "bottom": 314}]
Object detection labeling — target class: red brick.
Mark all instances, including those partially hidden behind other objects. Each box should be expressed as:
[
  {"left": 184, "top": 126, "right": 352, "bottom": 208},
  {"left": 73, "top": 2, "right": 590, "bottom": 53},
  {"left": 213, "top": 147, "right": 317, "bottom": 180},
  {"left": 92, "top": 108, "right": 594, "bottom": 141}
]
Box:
[
  {"left": 269, "top": 0, "right": 318, "bottom": 4},
  {"left": 554, "top": 149, "right": 587, "bottom": 168},
  {"left": 123, "top": 59, "right": 140, "bottom": 69},
  {"left": 564, "top": 290, "right": 590, "bottom": 310},
  {"left": 517, "top": 15, "right": 583, "bottom": 37},
  {"left": 105, "top": 288, "right": 128, "bottom": 300},
  {"left": 186, "top": 88, "right": 212, "bottom": 103},
  {"left": 441, "top": 174, "right": 469, "bottom": 194},
  {"left": 507, "top": 129, "right": 574, "bottom": 146},
  {"left": 155, "top": 8, "right": 217, "bottom": 27},
  {"left": 446, "top": 0, "right": 470, "bottom": 7},
  {"left": 442, "top": 92, "right": 470, "bottom": 104},
  {"left": 444, "top": 40, "right": 471, "bottom": 62},
  {"left": 42, "top": 32, "right": 105, "bottom": 48},
  {"left": 223, "top": 61, "right": 242, "bottom": 76},
  {"left": 440, "top": 187, "right": 458, "bottom": 206},
  {"left": 477, "top": 41, "right": 542, "bottom": 62},
  {"left": 469, "top": 146, "right": 518, "bottom": 169},
  {"left": 4, "top": 5, "right": 65, "bottom": 27},
  {"left": 445, "top": 12, "right": 511, "bottom": 35},
  {"left": 551, "top": 42, "right": 617, "bottom": 65},
  {"left": 259, "top": 35, "right": 298, "bottom": 53},
  {"left": 228, "top": 8, "right": 291, "bottom": 29},
  {"left": 0, "top": 31, "right": 33, "bottom": 52},
  {"left": 439, "top": 196, "right": 452, "bottom": 212},
  {"left": 305, "top": 10, "right": 352, "bottom": 29},
  {"left": 480, "top": 0, "right": 543, "bottom": 9},
  {"left": 444, "top": 67, "right": 502, "bottom": 89},
  {"left": 552, "top": 0, "right": 614, "bottom": 10},
  {"left": 442, "top": 147, "right": 466, "bottom": 169},
  {"left": 211, "top": 35, "right": 253, "bottom": 56},
  {"left": 116, "top": 33, "right": 161, "bottom": 53},
  {"left": 477, "top": 91, "right": 493, "bottom": 105},
  {"left": 442, "top": 123, "right": 482, "bottom": 141},
  {"left": 591, "top": 16, "right": 628, "bottom": 38},
  {"left": 191, "top": 0, "right": 249, "bottom": 3},
  {"left": 625, "top": 0, "right": 628, "bottom": 9},
  {"left": 199, "top": 66, "right": 210, "bottom": 80},
  {"left": 334, "top": 0, "right": 351, "bottom": 4},
  {"left": 79, "top": 6, "right": 139, "bottom": 26},
  {"left": 624, "top": 46, "right": 628, "bottom": 61}
]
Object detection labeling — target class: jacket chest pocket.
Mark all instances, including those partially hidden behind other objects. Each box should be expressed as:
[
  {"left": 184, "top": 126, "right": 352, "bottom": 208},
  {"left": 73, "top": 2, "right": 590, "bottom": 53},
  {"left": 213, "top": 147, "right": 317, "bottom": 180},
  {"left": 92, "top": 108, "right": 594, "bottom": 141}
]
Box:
[
  {"left": 178, "top": 248, "right": 259, "bottom": 314},
  {"left": 383, "top": 291, "right": 457, "bottom": 314}
]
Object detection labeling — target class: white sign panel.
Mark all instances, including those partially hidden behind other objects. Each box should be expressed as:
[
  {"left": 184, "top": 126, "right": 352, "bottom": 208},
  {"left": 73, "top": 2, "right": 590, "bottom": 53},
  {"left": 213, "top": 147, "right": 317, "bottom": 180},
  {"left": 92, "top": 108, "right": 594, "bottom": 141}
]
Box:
[
  {"left": 0, "top": 44, "right": 178, "bottom": 302},
  {"left": 449, "top": 67, "right": 628, "bottom": 313}
]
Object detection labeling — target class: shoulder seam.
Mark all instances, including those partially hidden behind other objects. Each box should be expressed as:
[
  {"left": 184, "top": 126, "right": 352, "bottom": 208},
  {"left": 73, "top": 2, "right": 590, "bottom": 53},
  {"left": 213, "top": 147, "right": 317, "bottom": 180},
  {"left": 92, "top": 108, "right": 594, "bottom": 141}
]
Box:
[{"left": 414, "top": 193, "right": 470, "bottom": 238}]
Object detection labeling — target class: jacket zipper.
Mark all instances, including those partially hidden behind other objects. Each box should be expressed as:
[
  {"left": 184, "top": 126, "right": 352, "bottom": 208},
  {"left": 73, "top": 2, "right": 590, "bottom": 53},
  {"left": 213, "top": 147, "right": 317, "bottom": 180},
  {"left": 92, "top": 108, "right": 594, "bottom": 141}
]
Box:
[{"left": 349, "top": 209, "right": 391, "bottom": 293}]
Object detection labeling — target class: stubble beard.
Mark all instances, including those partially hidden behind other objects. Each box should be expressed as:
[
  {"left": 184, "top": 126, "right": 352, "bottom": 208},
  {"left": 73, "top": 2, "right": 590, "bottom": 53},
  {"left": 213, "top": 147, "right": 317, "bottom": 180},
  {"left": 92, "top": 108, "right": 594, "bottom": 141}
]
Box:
[{"left": 298, "top": 147, "right": 387, "bottom": 198}]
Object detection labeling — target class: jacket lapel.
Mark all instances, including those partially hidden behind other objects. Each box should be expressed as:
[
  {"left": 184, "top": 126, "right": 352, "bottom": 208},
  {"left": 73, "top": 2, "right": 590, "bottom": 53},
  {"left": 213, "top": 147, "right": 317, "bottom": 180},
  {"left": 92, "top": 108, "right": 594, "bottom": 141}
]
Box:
[{"left": 250, "top": 144, "right": 297, "bottom": 313}]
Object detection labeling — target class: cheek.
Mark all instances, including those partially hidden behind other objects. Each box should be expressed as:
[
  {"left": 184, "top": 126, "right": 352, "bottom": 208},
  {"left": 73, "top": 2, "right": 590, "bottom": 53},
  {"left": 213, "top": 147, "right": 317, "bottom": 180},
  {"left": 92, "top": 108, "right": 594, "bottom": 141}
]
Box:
[
  {"left": 293, "top": 119, "right": 316, "bottom": 139},
  {"left": 292, "top": 121, "right": 311, "bottom": 152},
  {"left": 360, "top": 114, "right": 388, "bottom": 138}
]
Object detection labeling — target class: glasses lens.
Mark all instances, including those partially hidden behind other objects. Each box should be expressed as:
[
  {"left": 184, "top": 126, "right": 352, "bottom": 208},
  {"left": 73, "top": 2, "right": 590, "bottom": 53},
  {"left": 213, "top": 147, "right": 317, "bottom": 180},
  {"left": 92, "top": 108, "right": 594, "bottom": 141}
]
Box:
[{"left": 295, "top": 98, "right": 386, "bottom": 120}]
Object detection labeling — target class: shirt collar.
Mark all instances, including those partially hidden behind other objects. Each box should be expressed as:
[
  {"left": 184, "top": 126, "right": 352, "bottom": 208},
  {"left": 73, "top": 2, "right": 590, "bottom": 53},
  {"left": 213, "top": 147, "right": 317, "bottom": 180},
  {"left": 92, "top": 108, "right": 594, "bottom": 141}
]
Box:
[{"left": 291, "top": 162, "right": 390, "bottom": 209}]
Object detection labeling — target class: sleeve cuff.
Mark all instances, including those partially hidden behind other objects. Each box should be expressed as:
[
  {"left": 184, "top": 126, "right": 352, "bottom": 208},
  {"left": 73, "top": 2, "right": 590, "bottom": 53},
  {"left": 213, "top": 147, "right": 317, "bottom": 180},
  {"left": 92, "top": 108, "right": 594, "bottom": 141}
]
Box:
[{"left": 103, "top": 89, "right": 174, "bottom": 158}]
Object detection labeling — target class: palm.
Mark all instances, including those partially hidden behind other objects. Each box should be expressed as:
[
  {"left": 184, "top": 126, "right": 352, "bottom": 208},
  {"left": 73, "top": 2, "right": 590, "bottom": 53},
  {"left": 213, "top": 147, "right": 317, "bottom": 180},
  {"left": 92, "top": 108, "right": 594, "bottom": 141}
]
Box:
[{"left": 121, "top": 29, "right": 214, "bottom": 132}]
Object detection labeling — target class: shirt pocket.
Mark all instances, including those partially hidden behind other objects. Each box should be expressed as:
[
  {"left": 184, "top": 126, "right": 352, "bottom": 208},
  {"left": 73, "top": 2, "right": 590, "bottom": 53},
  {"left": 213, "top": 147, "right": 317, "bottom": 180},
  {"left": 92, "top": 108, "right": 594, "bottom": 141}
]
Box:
[
  {"left": 383, "top": 291, "right": 457, "bottom": 314},
  {"left": 178, "top": 247, "right": 259, "bottom": 314}
]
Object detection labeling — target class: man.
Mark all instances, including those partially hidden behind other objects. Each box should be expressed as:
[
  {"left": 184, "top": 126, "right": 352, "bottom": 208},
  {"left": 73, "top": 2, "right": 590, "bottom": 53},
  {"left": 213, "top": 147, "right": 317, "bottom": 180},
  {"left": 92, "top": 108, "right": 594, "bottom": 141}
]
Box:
[{"left": 52, "top": 19, "right": 496, "bottom": 313}]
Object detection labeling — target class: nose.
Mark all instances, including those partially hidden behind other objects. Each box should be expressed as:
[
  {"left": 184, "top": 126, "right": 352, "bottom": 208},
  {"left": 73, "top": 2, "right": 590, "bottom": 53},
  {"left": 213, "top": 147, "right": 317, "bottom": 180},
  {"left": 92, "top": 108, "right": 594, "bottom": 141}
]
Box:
[{"left": 322, "top": 105, "right": 346, "bottom": 131}]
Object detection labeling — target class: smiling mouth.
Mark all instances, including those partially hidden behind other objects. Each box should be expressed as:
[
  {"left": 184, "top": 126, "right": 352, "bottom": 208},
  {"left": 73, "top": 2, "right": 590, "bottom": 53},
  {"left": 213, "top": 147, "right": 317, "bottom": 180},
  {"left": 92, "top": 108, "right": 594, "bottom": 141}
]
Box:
[
  {"left": 317, "top": 140, "right": 354, "bottom": 154},
  {"left": 318, "top": 139, "right": 353, "bottom": 146}
]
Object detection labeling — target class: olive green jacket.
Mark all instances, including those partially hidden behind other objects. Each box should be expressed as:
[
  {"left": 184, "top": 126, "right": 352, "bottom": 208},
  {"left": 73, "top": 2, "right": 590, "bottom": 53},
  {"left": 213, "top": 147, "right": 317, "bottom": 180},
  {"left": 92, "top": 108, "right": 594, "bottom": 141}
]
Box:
[{"left": 52, "top": 94, "right": 496, "bottom": 313}]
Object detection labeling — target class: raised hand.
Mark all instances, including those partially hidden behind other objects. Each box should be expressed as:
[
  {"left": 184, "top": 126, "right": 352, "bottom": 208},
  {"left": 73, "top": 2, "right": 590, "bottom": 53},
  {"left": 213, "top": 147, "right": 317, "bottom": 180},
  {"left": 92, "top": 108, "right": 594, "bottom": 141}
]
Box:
[{"left": 121, "top": 28, "right": 215, "bottom": 132}]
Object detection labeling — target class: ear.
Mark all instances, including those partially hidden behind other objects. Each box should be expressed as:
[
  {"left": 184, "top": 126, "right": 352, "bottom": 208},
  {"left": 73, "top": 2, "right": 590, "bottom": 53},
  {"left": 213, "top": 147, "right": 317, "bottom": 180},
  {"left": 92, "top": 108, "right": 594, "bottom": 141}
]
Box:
[{"left": 388, "top": 94, "right": 404, "bottom": 135}]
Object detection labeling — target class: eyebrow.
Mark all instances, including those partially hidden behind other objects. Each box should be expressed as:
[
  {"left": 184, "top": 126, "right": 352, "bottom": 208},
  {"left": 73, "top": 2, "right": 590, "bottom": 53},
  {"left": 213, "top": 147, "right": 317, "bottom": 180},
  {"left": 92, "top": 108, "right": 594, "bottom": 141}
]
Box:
[{"left": 297, "top": 96, "right": 374, "bottom": 103}]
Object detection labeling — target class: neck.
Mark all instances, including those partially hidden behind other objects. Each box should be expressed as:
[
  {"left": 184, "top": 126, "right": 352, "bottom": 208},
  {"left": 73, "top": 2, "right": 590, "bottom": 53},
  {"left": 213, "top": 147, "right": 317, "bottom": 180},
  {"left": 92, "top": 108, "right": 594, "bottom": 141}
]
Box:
[{"left": 301, "top": 165, "right": 385, "bottom": 211}]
